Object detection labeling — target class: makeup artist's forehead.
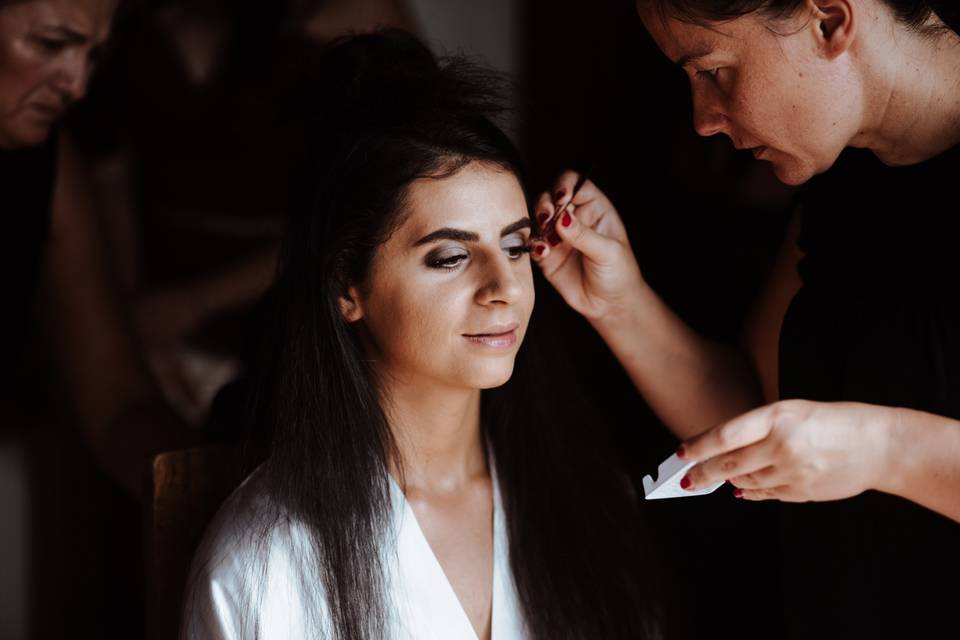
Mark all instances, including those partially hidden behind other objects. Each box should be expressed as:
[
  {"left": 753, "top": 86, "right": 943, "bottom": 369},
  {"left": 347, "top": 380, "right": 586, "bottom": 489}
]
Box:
[
  {"left": 641, "top": 9, "right": 756, "bottom": 65},
  {"left": 397, "top": 162, "right": 528, "bottom": 243},
  {"left": 646, "top": 19, "right": 713, "bottom": 61}
]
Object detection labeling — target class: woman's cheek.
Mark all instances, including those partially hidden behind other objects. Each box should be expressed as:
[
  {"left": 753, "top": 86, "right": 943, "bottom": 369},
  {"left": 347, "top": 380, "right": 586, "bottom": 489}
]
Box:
[{"left": 385, "top": 278, "right": 453, "bottom": 354}]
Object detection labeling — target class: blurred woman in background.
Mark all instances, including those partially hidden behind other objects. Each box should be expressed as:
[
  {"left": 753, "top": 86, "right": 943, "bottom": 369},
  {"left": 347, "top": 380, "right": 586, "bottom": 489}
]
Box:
[
  {"left": 1, "top": 1, "right": 200, "bottom": 636},
  {"left": 0, "top": 0, "right": 192, "bottom": 496}
]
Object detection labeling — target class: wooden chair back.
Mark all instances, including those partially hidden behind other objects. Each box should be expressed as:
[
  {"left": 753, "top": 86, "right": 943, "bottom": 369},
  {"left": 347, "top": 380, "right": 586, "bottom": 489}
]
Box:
[{"left": 143, "top": 445, "right": 244, "bottom": 640}]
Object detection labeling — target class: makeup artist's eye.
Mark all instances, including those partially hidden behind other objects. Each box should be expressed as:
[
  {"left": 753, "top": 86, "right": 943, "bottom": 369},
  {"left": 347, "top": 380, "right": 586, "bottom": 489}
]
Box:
[
  {"left": 695, "top": 67, "right": 721, "bottom": 82},
  {"left": 425, "top": 247, "right": 469, "bottom": 270},
  {"left": 502, "top": 234, "right": 529, "bottom": 260}
]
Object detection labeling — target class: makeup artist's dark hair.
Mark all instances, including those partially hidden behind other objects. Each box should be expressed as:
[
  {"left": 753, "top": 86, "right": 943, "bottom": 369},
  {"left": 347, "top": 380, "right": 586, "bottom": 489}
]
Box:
[
  {"left": 243, "top": 29, "right": 663, "bottom": 640},
  {"left": 639, "top": 0, "right": 959, "bottom": 35}
]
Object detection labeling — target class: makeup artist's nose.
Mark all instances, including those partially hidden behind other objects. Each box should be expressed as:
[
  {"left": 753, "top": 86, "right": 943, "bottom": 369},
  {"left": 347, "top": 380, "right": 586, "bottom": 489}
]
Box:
[
  {"left": 475, "top": 255, "right": 523, "bottom": 306},
  {"left": 691, "top": 85, "right": 728, "bottom": 138}
]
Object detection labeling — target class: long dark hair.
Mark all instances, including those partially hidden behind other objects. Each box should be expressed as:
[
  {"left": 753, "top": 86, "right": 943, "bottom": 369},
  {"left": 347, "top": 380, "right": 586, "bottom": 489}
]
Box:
[
  {"left": 245, "top": 29, "right": 663, "bottom": 640},
  {"left": 639, "top": 0, "right": 960, "bottom": 35}
]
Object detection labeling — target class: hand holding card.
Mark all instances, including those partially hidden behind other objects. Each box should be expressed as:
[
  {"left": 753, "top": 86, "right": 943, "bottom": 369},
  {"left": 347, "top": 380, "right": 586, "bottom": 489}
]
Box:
[{"left": 642, "top": 451, "right": 724, "bottom": 500}]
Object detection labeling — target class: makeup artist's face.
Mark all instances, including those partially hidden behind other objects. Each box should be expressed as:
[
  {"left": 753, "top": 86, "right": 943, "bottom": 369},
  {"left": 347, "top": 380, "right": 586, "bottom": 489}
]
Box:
[
  {"left": 0, "top": 0, "right": 115, "bottom": 149},
  {"left": 350, "top": 161, "right": 535, "bottom": 391},
  {"left": 640, "top": 6, "right": 862, "bottom": 185}
]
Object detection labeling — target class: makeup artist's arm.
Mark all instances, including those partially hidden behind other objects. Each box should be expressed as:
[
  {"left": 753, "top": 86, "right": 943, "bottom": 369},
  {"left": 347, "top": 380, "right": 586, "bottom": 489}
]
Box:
[
  {"left": 678, "top": 400, "right": 960, "bottom": 523},
  {"left": 38, "top": 134, "right": 196, "bottom": 497},
  {"left": 532, "top": 171, "right": 773, "bottom": 439}
]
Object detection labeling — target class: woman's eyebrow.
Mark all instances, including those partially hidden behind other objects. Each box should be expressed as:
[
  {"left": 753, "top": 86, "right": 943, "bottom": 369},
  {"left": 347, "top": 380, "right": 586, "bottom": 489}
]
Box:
[
  {"left": 413, "top": 218, "right": 531, "bottom": 246},
  {"left": 413, "top": 228, "right": 479, "bottom": 246},
  {"left": 501, "top": 218, "right": 532, "bottom": 236}
]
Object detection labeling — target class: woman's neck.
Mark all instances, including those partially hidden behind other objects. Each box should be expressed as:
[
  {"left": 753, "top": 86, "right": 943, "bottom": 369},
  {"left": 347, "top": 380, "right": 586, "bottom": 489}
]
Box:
[
  {"left": 852, "top": 13, "right": 960, "bottom": 165},
  {"left": 383, "top": 380, "right": 487, "bottom": 493}
]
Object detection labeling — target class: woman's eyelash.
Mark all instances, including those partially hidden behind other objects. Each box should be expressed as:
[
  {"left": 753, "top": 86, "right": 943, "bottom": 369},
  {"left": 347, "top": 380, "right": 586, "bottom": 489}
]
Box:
[
  {"left": 696, "top": 68, "right": 720, "bottom": 80},
  {"left": 503, "top": 232, "right": 533, "bottom": 259},
  {"left": 507, "top": 244, "right": 534, "bottom": 258},
  {"left": 427, "top": 253, "right": 467, "bottom": 269},
  {"left": 425, "top": 237, "right": 532, "bottom": 270}
]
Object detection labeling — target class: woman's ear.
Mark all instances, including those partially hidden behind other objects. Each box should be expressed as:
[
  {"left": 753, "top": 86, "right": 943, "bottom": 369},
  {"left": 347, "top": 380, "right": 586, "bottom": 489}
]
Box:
[
  {"left": 810, "top": 0, "right": 856, "bottom": 60},
  {"left": 338, "top": 286, "right": 365, "bottom": 323}
]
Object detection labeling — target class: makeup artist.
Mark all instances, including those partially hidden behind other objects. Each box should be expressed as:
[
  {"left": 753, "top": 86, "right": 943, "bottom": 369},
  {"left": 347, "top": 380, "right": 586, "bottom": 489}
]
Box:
[
  {"left": 1, "top": 0, "right": 190, "bottom": 496},
  {"left": 532, "top": 0, "right": 959, "bottom": 637}
]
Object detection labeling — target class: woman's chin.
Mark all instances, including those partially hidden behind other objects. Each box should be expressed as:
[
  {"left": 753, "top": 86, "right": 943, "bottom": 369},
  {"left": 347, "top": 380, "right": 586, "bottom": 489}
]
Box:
[{"left": 464, "top": 363, "right": 517, "bottom": 390}]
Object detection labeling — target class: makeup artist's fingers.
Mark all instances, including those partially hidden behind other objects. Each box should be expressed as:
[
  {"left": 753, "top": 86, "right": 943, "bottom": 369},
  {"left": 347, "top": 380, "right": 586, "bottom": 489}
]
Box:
[
  {"left": 553, "top": 207, "right": 619, "bottom": 264},
  {"left": 552, "top": 175, "right": 630, "bottom": 244},
  {"left": 553, "top": 173, "right": 613, "bottom": 213},
  {"left": 529, "top": 237, "right": 562, "bottom": 263},
  {"left": 681, "top": 440, "right": 775, "bottom": 490},
  {"left": 729, "top": 465, "right": 782, "bottom": 490},
  {"left": 679, "top": 404, "right": 776, "bottom": 463},
  {"left": 550, "top": 170, "right": 583, "bottom": 209},
  {"left": 531, "top": 207, "right": 579, "bottom": 274},
  {"left": 735, "top": 485, "right": 795, "bottom": 502},
  {"left": 568, "top": 197, "right": 629, "bottom": 244},
  {"left": 534, "top": 192, "right": 556, "bottom": 233}
]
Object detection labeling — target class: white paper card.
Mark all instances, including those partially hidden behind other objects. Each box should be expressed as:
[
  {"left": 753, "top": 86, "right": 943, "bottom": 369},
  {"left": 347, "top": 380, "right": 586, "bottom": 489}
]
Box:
[{"left": 642, "top": 452, "right": 724, "bottom": 500}]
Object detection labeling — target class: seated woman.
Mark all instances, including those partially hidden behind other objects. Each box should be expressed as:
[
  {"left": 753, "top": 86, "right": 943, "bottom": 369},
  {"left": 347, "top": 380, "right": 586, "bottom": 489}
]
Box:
[{"left": 182, "top": 30, "right": 662, "bottom": 640}]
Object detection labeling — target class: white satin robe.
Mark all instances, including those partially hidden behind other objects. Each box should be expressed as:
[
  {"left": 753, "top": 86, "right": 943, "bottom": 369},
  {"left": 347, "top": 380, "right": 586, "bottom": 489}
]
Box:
[{"left": 181, "top": 466, "right": 527, "bottom": 639}]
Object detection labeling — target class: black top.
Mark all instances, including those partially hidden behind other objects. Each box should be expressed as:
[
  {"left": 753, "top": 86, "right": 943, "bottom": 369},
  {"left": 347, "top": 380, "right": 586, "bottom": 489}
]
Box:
[
  {"left": 778, "top": 143, "right": 960, "bottom": 638},
  {"left": 0, "top": 138, "right": 56, "bottom": 379}
]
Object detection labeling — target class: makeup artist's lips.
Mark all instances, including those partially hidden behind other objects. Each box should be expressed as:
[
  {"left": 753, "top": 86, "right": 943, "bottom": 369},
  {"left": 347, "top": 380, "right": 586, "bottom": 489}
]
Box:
[
  {"left": 462, "top": 323, "right": 519, "bottom": 349},
  {"left": 28, "top": 103, "right": 63, "bottom": 121},
  {"left": 735, "top": 142, "right": 767, "bottom": 159}
]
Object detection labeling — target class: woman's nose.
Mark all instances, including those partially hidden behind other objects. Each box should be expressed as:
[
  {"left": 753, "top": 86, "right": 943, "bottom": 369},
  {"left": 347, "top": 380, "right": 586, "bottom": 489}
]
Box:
[
  {"left": 53, "top": 55, "right": 91, "bottom": 104},
  {"left": 691, "top": 87, "right": 728, "bottom": 138},
  {"left": 475, "top": 254, "right": 524, "bottom": 306}
]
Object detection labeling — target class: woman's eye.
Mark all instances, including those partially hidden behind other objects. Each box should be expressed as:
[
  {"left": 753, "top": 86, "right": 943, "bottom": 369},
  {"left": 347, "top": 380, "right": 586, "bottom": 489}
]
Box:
[
  {"left": 502, "top": 235, "right": 529, "bottom": 260},
  {"left": 426, "top": 249, "right": 469, "bottom": 270}
]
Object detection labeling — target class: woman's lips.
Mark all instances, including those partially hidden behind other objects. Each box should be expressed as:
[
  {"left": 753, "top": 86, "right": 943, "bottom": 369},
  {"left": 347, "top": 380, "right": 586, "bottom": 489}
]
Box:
[{"left": 463, "top": 323, "right": 519, "bottom": 348}]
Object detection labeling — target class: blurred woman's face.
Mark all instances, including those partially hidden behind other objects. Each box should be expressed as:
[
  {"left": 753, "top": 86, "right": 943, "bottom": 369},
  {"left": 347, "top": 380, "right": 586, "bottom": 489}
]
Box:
[
  {"left": 640, "top": 7, "right": 863, "bottom": 185},
  {"left": 0, "top": 0, "right": 115, "bottom": 149},
  {"left": 346, "top": 161, "right": 535, "bottom": 392}
]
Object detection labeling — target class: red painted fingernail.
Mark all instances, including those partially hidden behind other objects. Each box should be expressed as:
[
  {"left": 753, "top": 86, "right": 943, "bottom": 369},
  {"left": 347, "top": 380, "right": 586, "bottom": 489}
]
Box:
[
  {"left": 680, "top": 475, "right": 691, "bottom": 490},
  {"left": 535, "top": 244, "right": 545, "bottom": 256},
  {"left": 561, "top": 212, "right": 572, "bottom": 227},
  {"left": 676, "top": 445, "right": 686, "bottom": 459},
  {"left": 733, "top": 488, "right": 744, "bottom": 498}
]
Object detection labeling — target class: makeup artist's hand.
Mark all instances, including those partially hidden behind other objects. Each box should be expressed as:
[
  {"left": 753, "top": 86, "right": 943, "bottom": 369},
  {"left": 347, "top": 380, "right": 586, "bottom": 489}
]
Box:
[
  {"left": 531, "top": 171, "right": 644, "bottom": 321},
  {"left": 678, "top": 400, "right": 896, "bottom": 502}
]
